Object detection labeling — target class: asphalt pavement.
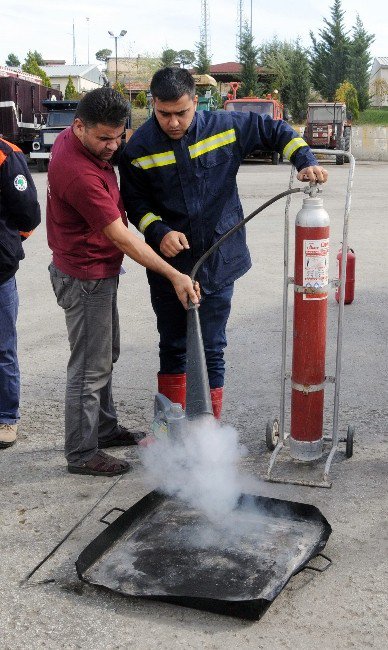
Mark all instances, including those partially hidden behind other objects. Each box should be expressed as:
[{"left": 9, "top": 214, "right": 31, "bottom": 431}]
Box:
[{"left": 0, "top": 159, "right": 387, "bottom": 649}]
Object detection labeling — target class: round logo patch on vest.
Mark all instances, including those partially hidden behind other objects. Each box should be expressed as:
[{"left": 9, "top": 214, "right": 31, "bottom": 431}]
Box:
[{"left": 14, "top": 175, "right": 28, "bottom": 191}]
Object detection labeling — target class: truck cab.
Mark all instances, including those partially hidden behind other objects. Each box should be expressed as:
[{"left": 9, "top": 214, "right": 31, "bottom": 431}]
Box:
[
  {"left": 303, "top": 102, "right": 351, "bottom": 165},
  {"left": 224, "top": 93, "right": 285, "bottom": 164},
  {"left": 30, "top": 100, "right": 78, "bottom": 171}
]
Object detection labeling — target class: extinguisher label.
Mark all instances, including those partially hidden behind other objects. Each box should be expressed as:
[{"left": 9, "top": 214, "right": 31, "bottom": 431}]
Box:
[{"left": 303, "top": 239, "right": 329, "bottom": 300}]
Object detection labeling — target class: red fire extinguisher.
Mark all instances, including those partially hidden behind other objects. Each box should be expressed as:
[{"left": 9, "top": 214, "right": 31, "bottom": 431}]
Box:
[
  {"left": 335, "top": 246, "right": 356, "bottom": 304},
  {"left": 290, "top": 194, "right": 330, "bottom": 462}
]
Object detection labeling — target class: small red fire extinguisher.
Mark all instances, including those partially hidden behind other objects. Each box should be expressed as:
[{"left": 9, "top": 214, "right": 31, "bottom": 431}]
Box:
[{"left": 335, "top": 246, "right": 356, "bottom": 304}]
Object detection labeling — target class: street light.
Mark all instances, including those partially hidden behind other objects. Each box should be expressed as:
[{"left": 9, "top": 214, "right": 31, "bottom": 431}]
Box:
[{"left": 108, "top": 29, "right": 127, "bottom": 85}]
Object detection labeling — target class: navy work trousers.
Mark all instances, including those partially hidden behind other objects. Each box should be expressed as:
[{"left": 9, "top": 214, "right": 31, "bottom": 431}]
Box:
[{"left": 150, "top": 283, "right": 234, "bottom": 389}]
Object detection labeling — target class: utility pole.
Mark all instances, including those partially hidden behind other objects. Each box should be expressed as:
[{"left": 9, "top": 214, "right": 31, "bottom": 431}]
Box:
[
  {"left": 236, "top": 0, "right": 244, "bottom": 58},
  {"left": 72, "top": 19, "right": 76, "bottom": 65},
  {"left": 86, "top": 17, "right": 90, "bottom": 65},
  {"left": 108, "top": 30, "right": 127, "bottom": 85},
  {"left": 200, "top": 0, "right": 211, "bottom": 56}
]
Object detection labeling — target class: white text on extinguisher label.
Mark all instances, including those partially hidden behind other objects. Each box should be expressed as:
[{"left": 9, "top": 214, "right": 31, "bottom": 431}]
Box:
[{"left": 303, "top": 239, "right": 329, "bottom": 300}]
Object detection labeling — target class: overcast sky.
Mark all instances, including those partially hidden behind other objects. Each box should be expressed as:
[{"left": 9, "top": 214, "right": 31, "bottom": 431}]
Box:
[{"left": 0, "top": 0, "right": 386, "bottom": 69}]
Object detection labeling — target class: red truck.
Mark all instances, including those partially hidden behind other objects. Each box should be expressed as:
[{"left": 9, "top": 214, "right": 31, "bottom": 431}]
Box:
[
  {"left": 0, "top": 65, "right": 61, "bottom": 153},
  {"left": 223, "top": 82, "right": 286, "bottom": 164}
]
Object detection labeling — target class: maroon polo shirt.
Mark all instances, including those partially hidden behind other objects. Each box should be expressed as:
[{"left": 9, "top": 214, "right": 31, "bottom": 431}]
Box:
[{"left": 46, "top": 127, "right": 127, "bottom": 279}]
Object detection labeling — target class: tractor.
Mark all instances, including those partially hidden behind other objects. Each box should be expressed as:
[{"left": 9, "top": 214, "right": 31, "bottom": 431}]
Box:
[{"left": 303, "top": 102, "right": 352, "bottom": 165}]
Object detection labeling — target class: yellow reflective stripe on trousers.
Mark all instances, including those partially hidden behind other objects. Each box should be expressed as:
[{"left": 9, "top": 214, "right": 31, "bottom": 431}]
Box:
[
  {"left": 139, "top": 212, "right": 162, "bottom": 234},
  {"left": 283, "top": 137, "right": 308, "bottom": 160},
  {"left": 189, "top": 128, "right": 236, "bottom": 159},
  {"left": 132, "top": 150, "right": 176, "bottom": 170}
]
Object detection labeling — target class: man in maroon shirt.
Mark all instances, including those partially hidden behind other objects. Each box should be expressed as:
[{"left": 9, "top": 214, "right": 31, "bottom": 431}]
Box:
[{"left": 47, "top": 88, "right": 198, "bottom": 476}]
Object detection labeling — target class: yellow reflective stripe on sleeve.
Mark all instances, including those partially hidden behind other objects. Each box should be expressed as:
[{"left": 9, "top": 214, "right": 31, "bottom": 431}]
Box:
[
  {"left": 189, "top": 128, "right": 236, "bottom": 159},
  {"left": 131, "top": 150, "right": 176, "bottom": 170},
  {"left": 138, "top": 212, "right": 162, "bottom": 234},
  {"left": 283, "top": 137, "right": 308, "bottom": 160}
]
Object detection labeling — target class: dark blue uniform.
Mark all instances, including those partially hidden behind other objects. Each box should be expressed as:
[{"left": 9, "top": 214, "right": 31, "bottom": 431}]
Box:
[
  {"left": 0, "top": 138, "right": 40, "bottom": 432},
  {"left": 119, "top": 110, "right": 317, "bottom": 387},
  {"left": 0, "top": 139, "right": 40, "bottom": 284}
]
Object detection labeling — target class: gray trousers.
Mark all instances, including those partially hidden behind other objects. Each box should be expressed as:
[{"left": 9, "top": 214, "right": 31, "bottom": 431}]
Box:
[{"left": 49, "top": 263, "right": 120, "bottom": 465}]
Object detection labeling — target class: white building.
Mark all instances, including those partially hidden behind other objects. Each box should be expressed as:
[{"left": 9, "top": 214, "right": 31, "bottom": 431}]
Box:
[
  {"left": 41, "top": 64, "right": 107, "bottom": 95},
  {"left": 369, "top": 57, "right": 388, "bottom": 107}
]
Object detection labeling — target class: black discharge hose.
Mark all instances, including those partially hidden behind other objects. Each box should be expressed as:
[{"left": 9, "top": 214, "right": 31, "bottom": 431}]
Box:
[{"left": 190, "top": 187, "right": 302, "bottom": 283}]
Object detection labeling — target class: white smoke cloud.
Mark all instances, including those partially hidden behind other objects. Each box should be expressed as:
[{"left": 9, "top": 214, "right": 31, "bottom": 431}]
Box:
[{"left": 140, "top": 415, "right": 245, "bottom": 523}]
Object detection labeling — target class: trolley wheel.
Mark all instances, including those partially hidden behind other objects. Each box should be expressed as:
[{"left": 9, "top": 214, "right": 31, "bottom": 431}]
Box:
[
  {"left": 346, "top": 425, "right": 354, "bottom": 458},
  {"left": 266, "top": 418, "right": 279, "bottom": 451}
]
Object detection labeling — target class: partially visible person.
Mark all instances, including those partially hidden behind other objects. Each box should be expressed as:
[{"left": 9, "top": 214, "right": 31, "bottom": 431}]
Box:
[
  {"left": 46, "top": 87, "right": 198, "bottom": 477},
  {"left": 0, "top": 138, "right": 41, "bottom": 448},
  {"left": 119, "top": 67, "right": 328, "bottom": 420}
]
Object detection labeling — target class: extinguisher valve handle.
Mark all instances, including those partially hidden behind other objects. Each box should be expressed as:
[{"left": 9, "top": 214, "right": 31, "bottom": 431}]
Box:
[{"left": 304, "top": 183, "right": 322, "bottom": 197}]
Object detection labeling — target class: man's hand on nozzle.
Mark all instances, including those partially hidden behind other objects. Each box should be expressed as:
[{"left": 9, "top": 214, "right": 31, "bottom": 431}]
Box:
[
  {"left": 171, "top": 275, "right": 200, "bottom": 310},
  {"left": 297, "top": 166, "right": 328, "bottom": 184},
  {"left": 160, "top": 231, "right": 190, "bottom": 258}
]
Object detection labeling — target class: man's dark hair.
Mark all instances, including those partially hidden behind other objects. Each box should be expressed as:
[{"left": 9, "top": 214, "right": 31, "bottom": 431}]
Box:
[
  {"left": 150, "top": 67, "right": 195, "bottom": 102},
  {"left": 75, "top": 87, "right": 129, "bottom": 127}
]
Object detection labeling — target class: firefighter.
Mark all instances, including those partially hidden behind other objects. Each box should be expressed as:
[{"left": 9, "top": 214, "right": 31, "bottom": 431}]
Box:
[
  {"left": 119, "top": 67, "right": 328, "bottom": 419},
  {"left": 0, "top": 138, "right": 41, "bottom": 448}
]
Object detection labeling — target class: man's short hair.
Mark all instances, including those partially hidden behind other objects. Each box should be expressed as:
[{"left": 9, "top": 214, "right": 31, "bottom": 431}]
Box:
[
  {"left": 75, "top": 87, "right": 129, "bottom": 127},
  {"left": 150, "top": 67, "right": 196, "bottom": 102}
]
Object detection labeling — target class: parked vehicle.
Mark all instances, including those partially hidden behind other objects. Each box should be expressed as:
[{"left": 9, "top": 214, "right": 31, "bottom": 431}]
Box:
[
  {"left": 303, "top": 102, "right": 352, "bottom": 165},
  {"left": 0, "top": 66, "right": 61, "bottom": 153},
  {"left": 194, "top": 74, "right": 218, "bottom": 111},
  {"left": 30, "top": 99, "right": 78, "bottom": 171},
  {"left": 224, "top": 83, "right": 287, "bottom": 164}
]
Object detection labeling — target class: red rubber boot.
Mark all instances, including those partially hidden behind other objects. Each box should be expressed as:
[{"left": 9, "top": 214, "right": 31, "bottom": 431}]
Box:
[
  {"left": 158, "top": 373, "right": 186, "bottom": 409},
  {"left": 210, "top": 387, "right": 223, "bottom": 420}
]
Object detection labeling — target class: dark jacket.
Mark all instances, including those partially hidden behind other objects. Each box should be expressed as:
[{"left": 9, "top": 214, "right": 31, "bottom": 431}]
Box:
[
  {"left": 0, "top": 138, "right": 41, "bottom": 284},
  {"left": 119, "top": 110, "right": 317, "bottom": 294}
]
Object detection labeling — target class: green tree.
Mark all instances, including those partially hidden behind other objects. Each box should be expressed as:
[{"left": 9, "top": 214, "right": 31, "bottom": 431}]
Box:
[
  {"left": 260, "top": 37, "right": 293, "bottom": 95},
  {"left": 95, "top": 48, "right": 112, "bottom": 63},
  {"left": 335, "top": 80, "right": 359, "bottom": 119},
  {"left": 348, "top": 15, "right": 374, "bottom": 111},
  {"left": 285, "top": 44, "right": 311, "bottom": 123},
  {"left": 177, "top": 50, "right": 196, "bottom": 68},
  {"left": 22, "top": 52, "right": 51, "bottom": 87},
  {"left": 29, "top": 50, "right": 44, "bottom": 65},
  {"left": 238, "top": 23, "right": 261, "bottom": 97},
  {"left": 194, "top": 41, "right": 211, "bottom": 75},
  {"left": 5, "top": 53, "right": 20, "bottom": 67},
  {"left": 134, "top": 90, "right": 147, "bottom": 108},
  {"left": 64, "top": 76, "right": 78, "bottom": 99},
  {"left": 161, "top": 48, "right": 178, "bottom": 67},
  {"left": 310, "top": 0, "right": 350, "bottom": 100},
  {"left": 370, "top": 78, "right": 388, "bottom": 107},
  {"left": 112, "top": 81, "right": 126, "bottom": 96},
  {"left": 260, "top": 38, "right": 310, "bottom": 122}
]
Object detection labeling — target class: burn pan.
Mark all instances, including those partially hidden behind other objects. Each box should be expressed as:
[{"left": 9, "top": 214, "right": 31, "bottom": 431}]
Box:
[{"left": 76, "top": 491, "right": 331, "bottom": 620}]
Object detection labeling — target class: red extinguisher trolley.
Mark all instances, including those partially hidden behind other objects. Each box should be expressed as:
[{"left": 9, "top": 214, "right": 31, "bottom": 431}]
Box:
[{"left": 266, "top": 149, "right": 356, "bottom": 487}]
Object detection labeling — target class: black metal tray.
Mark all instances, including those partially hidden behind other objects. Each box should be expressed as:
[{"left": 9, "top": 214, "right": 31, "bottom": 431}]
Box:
[{"left": 76, "top": 491, "right": 331, "bottom": 619}]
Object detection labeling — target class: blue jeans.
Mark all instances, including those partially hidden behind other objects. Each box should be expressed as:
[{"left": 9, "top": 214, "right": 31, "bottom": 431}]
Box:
[
  {"left": 0, "top": 276, "right": 20, "bottom": 424},
  {"left": 150, "top": 283, "right": 234, "bottom": 388}
]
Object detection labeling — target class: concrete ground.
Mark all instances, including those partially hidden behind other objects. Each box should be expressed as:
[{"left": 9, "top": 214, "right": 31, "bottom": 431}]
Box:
[{"left": 1, "top": 160, "right": 387, "bottom": 649}]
